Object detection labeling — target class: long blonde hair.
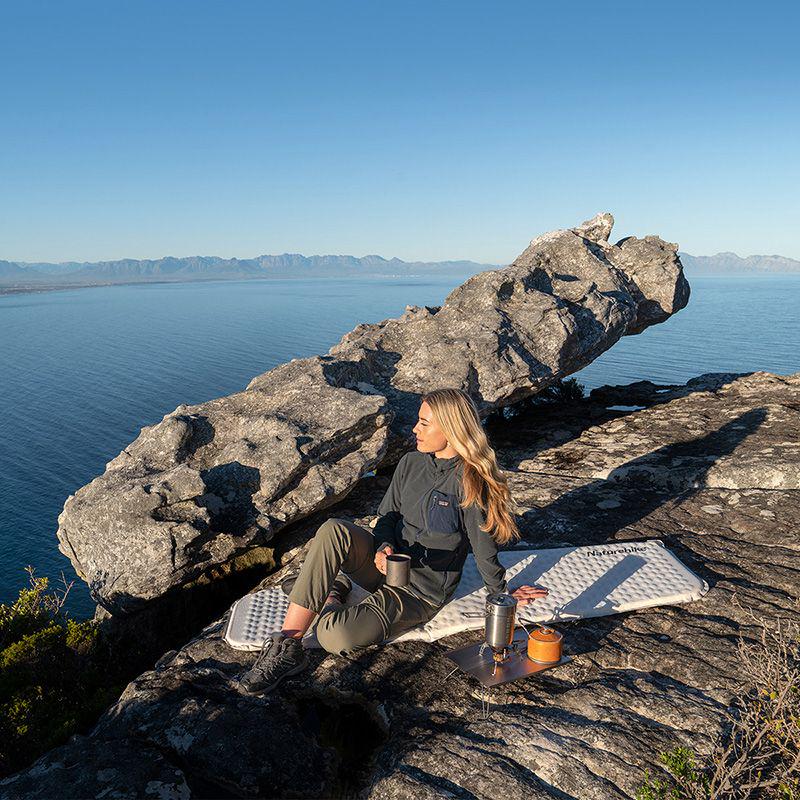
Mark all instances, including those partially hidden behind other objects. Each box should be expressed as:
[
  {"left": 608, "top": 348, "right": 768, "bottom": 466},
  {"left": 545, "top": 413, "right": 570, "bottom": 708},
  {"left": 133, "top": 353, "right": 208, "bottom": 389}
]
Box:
[{"left": 421, "top": 388, "right": 520, "bottom": 546}]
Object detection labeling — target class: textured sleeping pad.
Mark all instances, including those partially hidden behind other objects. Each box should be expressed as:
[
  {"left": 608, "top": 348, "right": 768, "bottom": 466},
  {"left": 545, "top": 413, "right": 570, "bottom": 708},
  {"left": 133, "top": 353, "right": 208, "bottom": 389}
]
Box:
[{"left": 224, "top": 539, "right": 709, "bottom": 650}]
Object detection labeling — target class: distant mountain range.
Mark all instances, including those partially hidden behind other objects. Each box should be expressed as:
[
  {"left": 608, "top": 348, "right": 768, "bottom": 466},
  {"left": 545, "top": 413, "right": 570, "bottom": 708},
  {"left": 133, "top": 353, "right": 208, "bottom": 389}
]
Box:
[
  {"left": 678, "top": 252, "right": 800, "bottom": 275},
  {"left": 0, "top": 254, "right": 495, "bottom": 290},
  {"left": 1, "top": 250, "right": 798, "bottom": 293}
]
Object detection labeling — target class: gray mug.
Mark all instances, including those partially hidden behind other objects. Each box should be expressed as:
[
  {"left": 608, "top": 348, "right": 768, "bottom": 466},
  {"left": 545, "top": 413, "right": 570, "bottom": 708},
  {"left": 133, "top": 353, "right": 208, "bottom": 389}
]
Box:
[{"left": 385, "top": 554, "right": 411, "bottom": 587}]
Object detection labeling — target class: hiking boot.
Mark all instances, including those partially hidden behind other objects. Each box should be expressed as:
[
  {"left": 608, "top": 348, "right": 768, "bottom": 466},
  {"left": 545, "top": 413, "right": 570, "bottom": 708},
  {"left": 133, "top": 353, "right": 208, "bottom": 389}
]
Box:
[{"left": 239, "top": 632, "right": 309, "bottom": 694}]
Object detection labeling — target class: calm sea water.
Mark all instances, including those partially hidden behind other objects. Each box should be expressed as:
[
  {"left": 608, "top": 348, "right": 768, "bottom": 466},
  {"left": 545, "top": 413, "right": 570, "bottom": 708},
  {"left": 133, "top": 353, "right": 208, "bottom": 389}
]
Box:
[{"left": 1, "top": 273, "right": 798, "bottom": 616}]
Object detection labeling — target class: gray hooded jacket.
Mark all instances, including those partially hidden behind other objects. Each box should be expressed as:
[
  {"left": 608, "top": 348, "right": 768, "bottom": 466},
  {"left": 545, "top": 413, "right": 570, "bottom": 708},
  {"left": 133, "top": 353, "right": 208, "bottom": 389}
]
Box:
[{"left": 372, "top": 450, "right": 508, "bottom": 608}]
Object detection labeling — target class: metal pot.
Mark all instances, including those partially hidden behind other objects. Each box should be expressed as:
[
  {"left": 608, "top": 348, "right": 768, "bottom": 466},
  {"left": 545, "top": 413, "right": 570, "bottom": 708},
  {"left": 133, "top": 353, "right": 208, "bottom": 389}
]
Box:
[{"left": 485, "top": 592, "right": 517, "bottom": 650}]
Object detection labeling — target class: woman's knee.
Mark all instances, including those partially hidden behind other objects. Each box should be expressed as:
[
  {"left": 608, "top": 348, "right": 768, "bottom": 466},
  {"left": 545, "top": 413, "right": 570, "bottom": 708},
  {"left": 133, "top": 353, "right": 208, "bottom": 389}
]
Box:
[
  {"left": 316, "top": 517, "right": 349, "bottom": 543},
  {"left": 316, "top": 613, "right": 384, "bottom": 656},
  {"left": 316, "top": 618, "right": 355, "bottom": 655}
]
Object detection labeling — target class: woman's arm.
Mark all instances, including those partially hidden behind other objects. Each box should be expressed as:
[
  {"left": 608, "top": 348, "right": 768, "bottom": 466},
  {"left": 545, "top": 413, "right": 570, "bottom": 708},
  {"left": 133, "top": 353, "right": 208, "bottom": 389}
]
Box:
[
  {"left": 461, "top": 497, "right": 508, "bottom": 594},
  {"left": 462, "top": 487, "right": 550, "bottom": 606}
]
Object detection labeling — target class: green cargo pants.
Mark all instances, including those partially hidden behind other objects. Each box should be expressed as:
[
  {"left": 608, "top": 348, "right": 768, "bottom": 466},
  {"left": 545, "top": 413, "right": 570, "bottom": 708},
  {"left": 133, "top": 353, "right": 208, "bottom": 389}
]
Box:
[{"left": 287, "top": 517, "right": 441, "bottom": 656}]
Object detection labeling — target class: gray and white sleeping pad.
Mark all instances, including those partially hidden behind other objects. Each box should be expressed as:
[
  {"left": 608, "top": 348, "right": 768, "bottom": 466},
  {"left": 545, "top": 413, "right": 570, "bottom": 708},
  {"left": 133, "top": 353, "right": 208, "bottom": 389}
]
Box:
[{"left": 224, "top": 539, "right": 709, "bottom": 651}]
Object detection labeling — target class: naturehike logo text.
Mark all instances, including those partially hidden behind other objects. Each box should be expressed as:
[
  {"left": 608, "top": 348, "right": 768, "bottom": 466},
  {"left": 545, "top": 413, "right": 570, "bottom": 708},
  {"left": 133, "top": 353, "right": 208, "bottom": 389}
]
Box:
[{"left": 587, "top": 546, "right": 648, "bottom": 557}]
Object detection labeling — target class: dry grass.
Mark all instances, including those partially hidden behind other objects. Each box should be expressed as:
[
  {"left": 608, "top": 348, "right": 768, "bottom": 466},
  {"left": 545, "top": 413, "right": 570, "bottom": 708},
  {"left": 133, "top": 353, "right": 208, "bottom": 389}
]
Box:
[{"left": 636, "top": 599, "right": 799, "bottom": 799}]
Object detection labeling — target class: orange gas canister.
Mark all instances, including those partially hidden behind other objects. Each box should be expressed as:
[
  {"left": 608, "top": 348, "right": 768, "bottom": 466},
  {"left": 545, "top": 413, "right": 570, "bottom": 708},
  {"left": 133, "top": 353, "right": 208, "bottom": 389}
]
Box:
[{"left": 527, "top": 626, "right": 563, "bottom": 664}]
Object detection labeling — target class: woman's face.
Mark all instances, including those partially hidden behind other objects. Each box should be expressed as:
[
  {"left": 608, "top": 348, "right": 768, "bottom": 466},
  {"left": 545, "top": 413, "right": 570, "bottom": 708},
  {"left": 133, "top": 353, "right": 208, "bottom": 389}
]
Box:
[{"left": 412, "top": 401, "right": 448, "bottom": 452}]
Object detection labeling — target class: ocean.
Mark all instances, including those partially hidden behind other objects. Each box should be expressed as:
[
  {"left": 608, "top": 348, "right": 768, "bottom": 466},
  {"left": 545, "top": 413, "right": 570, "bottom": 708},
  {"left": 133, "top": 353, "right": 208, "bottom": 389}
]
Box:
[{"left": 1, "top": 272, "right": 798, "bottom": 616}]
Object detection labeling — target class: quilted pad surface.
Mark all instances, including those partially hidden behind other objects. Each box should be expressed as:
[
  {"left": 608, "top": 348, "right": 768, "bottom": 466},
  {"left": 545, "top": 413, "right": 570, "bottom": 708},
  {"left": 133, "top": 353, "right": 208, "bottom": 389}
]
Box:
[{"left": 224, "top": 539, "right": 708, "bottom": 650}]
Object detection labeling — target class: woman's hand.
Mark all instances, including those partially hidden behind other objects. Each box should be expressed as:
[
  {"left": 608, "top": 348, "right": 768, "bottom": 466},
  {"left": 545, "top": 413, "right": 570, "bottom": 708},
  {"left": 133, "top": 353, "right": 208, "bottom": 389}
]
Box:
[
  {"left": 374, "top": 544, "right": 393, "bottom": 575},
  {"left": 510, "top": 584, "right": 549, "bottom": 607}
]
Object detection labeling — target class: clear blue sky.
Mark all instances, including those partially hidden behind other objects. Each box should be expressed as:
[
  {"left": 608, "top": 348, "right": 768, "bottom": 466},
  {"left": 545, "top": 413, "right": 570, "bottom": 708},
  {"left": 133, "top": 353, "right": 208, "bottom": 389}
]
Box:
[{"left": 2, "top": 0, "right": 798, "bottom": 263}]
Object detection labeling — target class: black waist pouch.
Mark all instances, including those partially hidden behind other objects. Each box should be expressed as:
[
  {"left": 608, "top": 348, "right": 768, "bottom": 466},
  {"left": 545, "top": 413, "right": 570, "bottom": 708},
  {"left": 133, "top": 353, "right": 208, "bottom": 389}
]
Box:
[{"left": 407, "top": 541, "right": 466, "bottom": 572}]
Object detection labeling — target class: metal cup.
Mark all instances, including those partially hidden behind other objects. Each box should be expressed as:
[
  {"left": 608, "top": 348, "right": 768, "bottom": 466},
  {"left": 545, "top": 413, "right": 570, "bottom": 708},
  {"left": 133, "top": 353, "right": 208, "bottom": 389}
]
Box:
[{"left": 385, "top": 554, "right": 411, "bottom": 587}]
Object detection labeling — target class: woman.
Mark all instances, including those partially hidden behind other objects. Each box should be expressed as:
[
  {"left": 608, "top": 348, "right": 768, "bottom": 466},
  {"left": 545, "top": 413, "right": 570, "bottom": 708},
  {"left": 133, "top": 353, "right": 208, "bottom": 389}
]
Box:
[{"left": 240, "top": 387, "right": 548, "bottom": 694}]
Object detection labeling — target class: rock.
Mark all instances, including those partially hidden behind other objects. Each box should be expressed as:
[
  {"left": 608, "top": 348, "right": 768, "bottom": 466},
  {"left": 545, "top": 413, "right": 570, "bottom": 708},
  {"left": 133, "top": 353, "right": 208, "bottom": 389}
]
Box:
[
  {"left": 56, "top": 213, "right": 689, "bottom": 614},
  {"left": 11, "top": 370, "right": 799, "bottom": 798},
  {"left": 0, "top": 738, "right": 191, "bottom": 800},
  {"left": 327, "top": 212, "right": 689, "bottom": 434},
  {"left": 57, "top": 360, "right": 391, "bottom": 613},
  {"left": 573, "top": 211, "right": 614, "bottom": 242},
  {"left": 520, "top": 371, "right": 800, "bottom": 490}
]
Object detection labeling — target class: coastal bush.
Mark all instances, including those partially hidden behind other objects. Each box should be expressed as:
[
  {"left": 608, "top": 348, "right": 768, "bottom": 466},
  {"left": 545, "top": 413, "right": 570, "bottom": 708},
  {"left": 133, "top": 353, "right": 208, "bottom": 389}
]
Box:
[
  {"left": 635, "top": 605, "right": 799, "bottom": 799},
  {"left": 0, "top": 568, "right": 123, "bottom": 778},
  {"left": 494, "top": 377, "right": 587, "bottom": 422},
  {"left": 542, "top": 377, "right": 586, "bottom": 403}
]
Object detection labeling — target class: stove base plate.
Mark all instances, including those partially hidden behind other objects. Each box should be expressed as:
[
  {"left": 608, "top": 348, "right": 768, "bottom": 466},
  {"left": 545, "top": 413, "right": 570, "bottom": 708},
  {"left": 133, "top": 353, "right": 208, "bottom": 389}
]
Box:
[{"left": 444, "top": 629, "right": 571, "bottom": 687}]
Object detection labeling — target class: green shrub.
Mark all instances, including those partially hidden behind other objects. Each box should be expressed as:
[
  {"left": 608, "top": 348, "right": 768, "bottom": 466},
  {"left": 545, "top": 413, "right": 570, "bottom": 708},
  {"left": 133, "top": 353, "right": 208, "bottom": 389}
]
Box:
[
  {"left": 0, "top": 568, "right": 124, "bottom": 778},
  {"left": 491, "top": 377, "right": 588, "bottom": 423},
  {"left": 635, "top": 747, "right": 710, "bottom": 800},
  {"left": 542, "top": 377, "right": 586, "bottom": 403},
  {"left": 635, "top": 606, "right": 799, "bottom": 800}
]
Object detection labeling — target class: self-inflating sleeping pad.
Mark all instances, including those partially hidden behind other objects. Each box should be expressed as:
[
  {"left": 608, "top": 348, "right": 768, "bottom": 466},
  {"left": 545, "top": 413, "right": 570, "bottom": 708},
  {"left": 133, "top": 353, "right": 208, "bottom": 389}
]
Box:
[{"left": 224, "top": 539, "right": 708, "bottom": 651}]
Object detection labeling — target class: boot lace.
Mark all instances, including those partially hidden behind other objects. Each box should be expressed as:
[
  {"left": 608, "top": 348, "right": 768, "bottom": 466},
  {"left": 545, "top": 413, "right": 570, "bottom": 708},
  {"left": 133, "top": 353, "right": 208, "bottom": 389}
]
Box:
[{"left": 251, "top": 635, "right": 297, "bottom": 674}]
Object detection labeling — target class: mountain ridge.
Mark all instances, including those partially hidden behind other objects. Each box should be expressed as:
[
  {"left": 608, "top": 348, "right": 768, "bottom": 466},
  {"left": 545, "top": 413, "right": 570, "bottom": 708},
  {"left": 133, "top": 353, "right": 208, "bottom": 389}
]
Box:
[
  {"left": 2, "top": 249, "right": 798, "bottom": 290},
  {"left": 0, "top": 253, "right": 497, "bottom": 286},
  {"left": 677, "top": 251, "right": 800, "bottom": 274}
]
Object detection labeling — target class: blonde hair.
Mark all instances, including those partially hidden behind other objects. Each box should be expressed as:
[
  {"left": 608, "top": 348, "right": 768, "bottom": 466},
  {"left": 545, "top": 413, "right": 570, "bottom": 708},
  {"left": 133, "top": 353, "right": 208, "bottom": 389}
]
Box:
[{"left": 421, "top": 388, "right": 520, "bottom": 546}]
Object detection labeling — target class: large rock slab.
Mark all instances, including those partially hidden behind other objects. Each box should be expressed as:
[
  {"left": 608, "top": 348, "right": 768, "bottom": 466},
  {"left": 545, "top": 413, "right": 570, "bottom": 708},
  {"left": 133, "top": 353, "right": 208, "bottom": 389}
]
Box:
[
  {"left": 57, "top": 213, "right": 689, "bottom": 613},
  {"left": 58, "top": 362, "right": 391, "bottom": 612},
  {"left": 511, "top": 370, "right": 800, "bottom": 491},
  {"left": 11, "top": 370, "right": 798, "bottom": 799},
  {"left": 0, "top": 739, "right": 191, "bottom": 800},
  {"left": 324, "top": 212, "right": 689, "bottom": 437}
]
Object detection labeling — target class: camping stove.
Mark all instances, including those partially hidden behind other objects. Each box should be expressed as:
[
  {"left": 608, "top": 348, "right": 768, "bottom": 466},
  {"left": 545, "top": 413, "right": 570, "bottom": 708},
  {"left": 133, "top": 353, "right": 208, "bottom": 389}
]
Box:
[
  {"left": 490, "top": 645, "right": 514, "bottom": 664},
  {"left": 484, "top": 592, "right": 518, "bottom": 668},
  {"left": 444, "top": 592, "right": 571, "bottom": 688},
  {"left": 485, "top": 592, "right": 517, "bottom": 647}
]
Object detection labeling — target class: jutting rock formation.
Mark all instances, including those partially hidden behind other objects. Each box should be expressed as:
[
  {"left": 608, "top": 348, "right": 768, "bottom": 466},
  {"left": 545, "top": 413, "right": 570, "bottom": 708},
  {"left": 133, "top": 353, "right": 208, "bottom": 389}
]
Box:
[
  {"left": 7, "top": 370, "right": 798, "bottom": 799},
  {"left": 56, "top": 213, "right": 690, "bottom": 613}
]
